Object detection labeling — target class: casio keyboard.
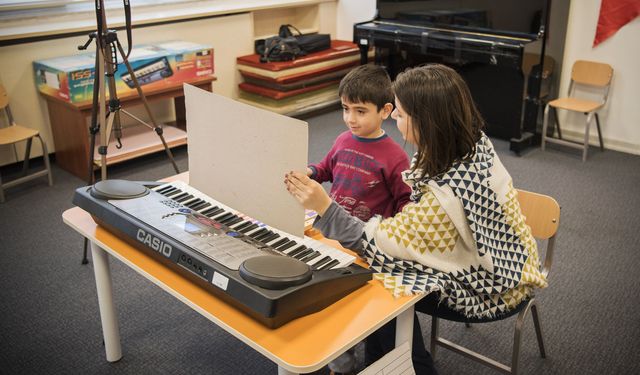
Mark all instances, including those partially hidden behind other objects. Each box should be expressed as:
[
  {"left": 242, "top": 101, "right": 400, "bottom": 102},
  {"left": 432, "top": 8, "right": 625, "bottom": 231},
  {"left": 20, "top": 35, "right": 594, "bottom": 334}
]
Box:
[{"left": 73, "top": 179, "right": 371, "bottom": 328}]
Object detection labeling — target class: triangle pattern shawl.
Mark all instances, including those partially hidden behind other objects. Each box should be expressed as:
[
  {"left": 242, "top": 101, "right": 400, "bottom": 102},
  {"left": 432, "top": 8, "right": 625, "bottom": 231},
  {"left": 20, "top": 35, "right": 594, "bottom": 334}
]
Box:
[{"left": 362, "top": 134, "right": 546, "bottom": 319}]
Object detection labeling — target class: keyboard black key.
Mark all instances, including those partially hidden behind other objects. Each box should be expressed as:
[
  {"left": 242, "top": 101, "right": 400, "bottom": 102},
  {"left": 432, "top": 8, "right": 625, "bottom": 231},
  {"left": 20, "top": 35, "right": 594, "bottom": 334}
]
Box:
[
  {"left": 172, "top": 192, "right": 188, "bottom": 201},
  {"left": 293, "top": 248, "right": 313, "bottom": 260},
  {"left": 287, "top": 245, "right": 307, "bottom": 257},
  {"left": 223, "top": 216, "right": 243, "bottom": 226},
  {"left": 156, "top": 185, "right": 175, "bottom": 194},
  {"left": 248, "top": 228, "right": 268, "bottom": 239},
  {"left": 276, "top": 240, "right": 296, "bottom": 252},
  {"left": 200, "top": 206, "right": 219, "bottom": 216},
  {"left": 164, "top": 188, "right": 182, "bottom": 197},
  {"left": 270, "top": 238, "right": 289, "bottom": 248},
  {"left": 311, "top": 256, "right": 331, "bottom": 270},
  {"left": 175, "top": 194, "right": 194, "bottom": 203},
  {"left": 300, "top": 251, "right": 320, "bottom": 263},
  {"left": 191, "top": 201, "right": 211, "bottom": 211},
  {"left": 184, "top": 198, "right": 204, "bottom": 208},
  {"left": 214, "top": 212, "right": 234, "bottom": 222},
  {"left": 319, "top": 259, "right": 339, "bottom": 270},
  {"left": 238, "top": 223, "right": 258, "bottom": 233},
  {"left": 206, "top": 208, "right": 226, "bottom": 218},
  {"left": 261, "top": 232, "right": 280, "bottom": 244},
  {"left": 254, "top": 230, "right": 275, "bottom": 242},
  {"left": 234, "top": 221, "right": 253, "bottom": 231}
]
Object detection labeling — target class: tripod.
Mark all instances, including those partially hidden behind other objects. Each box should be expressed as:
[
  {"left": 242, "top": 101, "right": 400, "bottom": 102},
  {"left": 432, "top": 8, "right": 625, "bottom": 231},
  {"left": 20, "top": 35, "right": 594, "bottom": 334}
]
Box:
[{"left": 80, "top": 0, "right": 180, "bottom": 264}]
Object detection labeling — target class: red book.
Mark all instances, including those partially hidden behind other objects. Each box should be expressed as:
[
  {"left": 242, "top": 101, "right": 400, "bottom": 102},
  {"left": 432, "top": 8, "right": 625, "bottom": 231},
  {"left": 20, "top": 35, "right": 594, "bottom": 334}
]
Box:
[
  {"left": 239, "top": 61, "right": 360, "bottom": 84},
  {"left": 237, "top": 40, "right": 361, "bottom": 71},
  {"left": 239, "top": 79, "right": 341, "bottom": 100},
  {"left": 241, "top": 67, "right": 351, "bottom": 91}
]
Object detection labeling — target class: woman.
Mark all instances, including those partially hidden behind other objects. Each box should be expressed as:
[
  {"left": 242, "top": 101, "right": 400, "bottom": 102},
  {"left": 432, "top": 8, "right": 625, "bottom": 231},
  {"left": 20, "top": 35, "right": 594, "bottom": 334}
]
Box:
[{"left": 285, "top": 64, "right": 547, "bottom": 374}]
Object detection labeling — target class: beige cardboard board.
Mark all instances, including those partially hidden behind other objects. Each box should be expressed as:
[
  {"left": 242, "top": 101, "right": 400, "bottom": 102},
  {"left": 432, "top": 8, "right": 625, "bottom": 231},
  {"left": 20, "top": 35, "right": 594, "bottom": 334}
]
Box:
[{"left": 184, "top": 84, "right": 307, "bottom": 237}]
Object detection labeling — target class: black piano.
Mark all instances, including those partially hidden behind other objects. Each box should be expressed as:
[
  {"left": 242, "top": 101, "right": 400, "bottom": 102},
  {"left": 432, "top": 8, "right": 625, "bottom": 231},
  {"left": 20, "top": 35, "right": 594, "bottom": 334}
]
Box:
[{"left": 354, "top": 0, "right": 552, "bottom": 153}]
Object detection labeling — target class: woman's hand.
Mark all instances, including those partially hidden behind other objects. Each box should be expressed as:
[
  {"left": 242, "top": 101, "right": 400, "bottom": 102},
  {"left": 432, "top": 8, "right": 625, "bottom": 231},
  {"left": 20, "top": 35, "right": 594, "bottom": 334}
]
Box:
[{"left": 284, "top": 171, "right": 333, "bottom": 216}]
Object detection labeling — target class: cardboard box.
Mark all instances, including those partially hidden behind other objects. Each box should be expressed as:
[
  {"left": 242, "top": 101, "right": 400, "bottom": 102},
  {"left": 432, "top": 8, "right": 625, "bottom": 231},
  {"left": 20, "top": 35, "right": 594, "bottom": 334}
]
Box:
[{"left": 34, "top": 41, "right": 214, "bottom": 103}]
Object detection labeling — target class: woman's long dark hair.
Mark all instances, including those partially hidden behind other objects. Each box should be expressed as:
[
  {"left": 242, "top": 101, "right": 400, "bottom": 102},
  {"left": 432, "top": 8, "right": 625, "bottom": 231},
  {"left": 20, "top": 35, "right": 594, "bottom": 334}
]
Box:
[{"left": 393, "top": 64, "right": 484, "bottom": 179}]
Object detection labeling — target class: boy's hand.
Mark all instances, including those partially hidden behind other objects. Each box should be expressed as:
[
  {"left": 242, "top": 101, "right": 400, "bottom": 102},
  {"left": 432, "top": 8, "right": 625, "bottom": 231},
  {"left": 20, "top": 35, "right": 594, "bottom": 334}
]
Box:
[
  {"left": 284, "top": 171, "right": 332, "bottom": 216},
  {"left": 306, "top": 167, "right": 313, "bottom": 177}
]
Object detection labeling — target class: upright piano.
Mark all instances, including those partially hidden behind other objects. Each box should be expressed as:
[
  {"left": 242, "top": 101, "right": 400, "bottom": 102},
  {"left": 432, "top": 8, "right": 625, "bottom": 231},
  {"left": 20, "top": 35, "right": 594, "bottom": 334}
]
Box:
[{"left": 354, "top": 0, "right": 552, "bottom": 153}]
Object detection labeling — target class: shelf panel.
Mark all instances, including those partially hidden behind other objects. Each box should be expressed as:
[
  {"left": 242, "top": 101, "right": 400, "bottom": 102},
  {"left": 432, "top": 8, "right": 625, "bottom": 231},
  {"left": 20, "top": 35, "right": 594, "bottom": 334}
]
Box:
[{"left": 93, "top": 125, "right": 187, "bottom": 167}]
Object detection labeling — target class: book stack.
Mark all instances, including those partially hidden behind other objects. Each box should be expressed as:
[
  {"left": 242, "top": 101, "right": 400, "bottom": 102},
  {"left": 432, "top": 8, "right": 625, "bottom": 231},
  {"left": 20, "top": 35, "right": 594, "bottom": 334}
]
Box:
[{"left": 236, "top": 40, "right": 371, "bottom": 116}]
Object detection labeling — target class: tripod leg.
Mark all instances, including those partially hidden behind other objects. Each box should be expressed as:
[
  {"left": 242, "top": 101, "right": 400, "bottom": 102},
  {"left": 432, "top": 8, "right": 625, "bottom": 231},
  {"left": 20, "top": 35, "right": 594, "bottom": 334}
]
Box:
[
  {"left": 81, "top": 31, "right": 103, "bottom": 265},
  {"left": 116, "top": 41, "right": 180, "bottom": 174}
]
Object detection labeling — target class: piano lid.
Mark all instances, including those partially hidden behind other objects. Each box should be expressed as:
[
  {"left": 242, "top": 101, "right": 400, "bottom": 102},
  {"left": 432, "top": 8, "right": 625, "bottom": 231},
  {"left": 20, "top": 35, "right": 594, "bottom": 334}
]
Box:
[{"left": 376, "top": 0, "right": 550, "bottom": 40}]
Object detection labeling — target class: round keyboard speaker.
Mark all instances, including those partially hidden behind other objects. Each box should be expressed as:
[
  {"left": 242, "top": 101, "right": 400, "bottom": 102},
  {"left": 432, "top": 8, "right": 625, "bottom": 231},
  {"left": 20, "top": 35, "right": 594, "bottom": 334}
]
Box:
[
  {"left": 90, "top": 180, "right": 149, "bottom": 200},
  {"left": 239, "top": 255, "right": 312, "bottom": 290}
]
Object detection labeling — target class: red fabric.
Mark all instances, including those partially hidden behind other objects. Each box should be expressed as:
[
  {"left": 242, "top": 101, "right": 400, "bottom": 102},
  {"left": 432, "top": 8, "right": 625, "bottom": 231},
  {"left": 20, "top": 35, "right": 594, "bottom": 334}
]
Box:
[{"left": 593, "top": 0, "right": 640, "bottom": 47}]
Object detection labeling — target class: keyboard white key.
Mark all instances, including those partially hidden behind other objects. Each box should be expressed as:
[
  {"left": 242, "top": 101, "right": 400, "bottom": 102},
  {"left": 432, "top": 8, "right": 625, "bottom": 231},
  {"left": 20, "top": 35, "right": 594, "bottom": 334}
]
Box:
[{"left": 153, "top": 181, "right": 355, "bottom": 269}]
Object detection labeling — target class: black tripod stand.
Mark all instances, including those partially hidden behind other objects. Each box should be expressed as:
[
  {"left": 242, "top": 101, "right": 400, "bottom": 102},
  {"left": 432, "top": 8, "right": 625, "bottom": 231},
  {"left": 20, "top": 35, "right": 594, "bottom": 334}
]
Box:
[{"left": 80, "top": 0, "right": 180, "bottom": 264}]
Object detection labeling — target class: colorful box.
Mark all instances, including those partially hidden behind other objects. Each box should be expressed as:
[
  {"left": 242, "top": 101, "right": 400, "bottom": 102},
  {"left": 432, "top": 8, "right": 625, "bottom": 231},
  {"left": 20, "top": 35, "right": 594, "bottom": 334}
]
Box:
[{"left": 34, "top": 41, "right": 214, "bottom": 103}]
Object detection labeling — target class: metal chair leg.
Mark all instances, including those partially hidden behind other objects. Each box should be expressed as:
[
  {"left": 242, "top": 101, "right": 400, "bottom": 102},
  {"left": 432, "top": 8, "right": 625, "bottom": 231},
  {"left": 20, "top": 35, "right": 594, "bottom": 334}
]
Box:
[
  {"left": 583, "top": 113, "right": 592, "bottom": 162},
  {"left": 511, "top": 303, "right": 532, "bottom": 375},
  {"left": 530, "top": 303, "right": 546, "bottom": 358},
  {"left": 541, "top": 104, "right": 550, "bottom": 151},
  {"left": 552, "top": 107, "right": 562, "bottom": 139},
  {"left": 595, "top": 113, "right": 604, "bottom": 151},
  {"left": 37, "top": 135, "right": 53, "bottom": 186},
  {"left": 430, "top": 315, "right": 439, "bottom": 359},
  {"left": 22, "top": 137, "right": 33, "bottom": 176}
]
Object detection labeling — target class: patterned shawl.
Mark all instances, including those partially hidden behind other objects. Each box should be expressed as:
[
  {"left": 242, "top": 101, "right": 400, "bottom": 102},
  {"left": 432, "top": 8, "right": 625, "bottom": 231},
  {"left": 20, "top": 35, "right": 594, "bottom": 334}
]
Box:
[{"left": 362, "top": 133, "right": 547, "bottom": 319}]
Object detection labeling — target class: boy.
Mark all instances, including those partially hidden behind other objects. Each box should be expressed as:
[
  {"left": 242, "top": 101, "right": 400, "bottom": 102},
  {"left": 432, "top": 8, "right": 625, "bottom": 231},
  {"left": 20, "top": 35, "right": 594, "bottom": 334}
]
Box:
[{"left": 308, "top": 64, "right": 411, "bottom": 222}]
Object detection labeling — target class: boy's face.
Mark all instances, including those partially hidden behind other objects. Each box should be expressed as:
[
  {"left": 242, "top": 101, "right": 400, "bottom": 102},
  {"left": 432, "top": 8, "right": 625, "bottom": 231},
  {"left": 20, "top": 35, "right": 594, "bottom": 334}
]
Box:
[
  {"left": 341, "top": 98, "right": 392, "bottom": 139},
  {"left": 392, "top": 98, "right": 416, "bottom": 145}
]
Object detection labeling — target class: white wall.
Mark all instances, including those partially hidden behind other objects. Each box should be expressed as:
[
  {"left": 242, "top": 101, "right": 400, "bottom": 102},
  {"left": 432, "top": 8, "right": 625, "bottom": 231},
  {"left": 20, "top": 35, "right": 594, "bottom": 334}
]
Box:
[
  {"left": 558, "top": 0, "right": 640, "bottom": 155},
  {"left": 336, "top": 0, "right": 375, "bottom": 41}
]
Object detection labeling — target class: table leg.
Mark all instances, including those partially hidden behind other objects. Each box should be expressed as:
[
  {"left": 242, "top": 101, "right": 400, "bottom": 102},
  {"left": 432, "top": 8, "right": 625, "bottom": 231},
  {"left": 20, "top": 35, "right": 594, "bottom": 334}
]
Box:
[
  {"left": 395, "top": 305, "right": 415, "bottom": 349},
  {"left": 90, "top": 241, "right": 123, "bottom": 362}
]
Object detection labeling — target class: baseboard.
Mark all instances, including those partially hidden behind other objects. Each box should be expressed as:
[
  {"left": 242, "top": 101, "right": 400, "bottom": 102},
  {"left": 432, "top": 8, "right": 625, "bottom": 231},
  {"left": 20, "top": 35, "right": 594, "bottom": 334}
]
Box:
[
  {"left": 0, "top": 153, "right": 56, "bottom": 172},
  {"left": 550, "top": 129, "right": 640, "bottom": 156}
]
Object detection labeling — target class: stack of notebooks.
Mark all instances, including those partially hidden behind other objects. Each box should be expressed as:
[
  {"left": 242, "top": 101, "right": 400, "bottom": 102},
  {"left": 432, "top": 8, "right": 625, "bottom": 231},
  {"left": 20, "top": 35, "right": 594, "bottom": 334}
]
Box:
[{"left": 236, "top": 40, "right": 372, "bottom": 116}]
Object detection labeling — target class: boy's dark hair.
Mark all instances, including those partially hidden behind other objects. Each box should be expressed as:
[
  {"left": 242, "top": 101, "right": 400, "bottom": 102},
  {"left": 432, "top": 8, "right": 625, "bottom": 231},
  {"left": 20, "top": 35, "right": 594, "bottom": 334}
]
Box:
[
  {"left": 338, "top": 64, "right": 394, "bottom": 111},
  {"left": 393, "top": 64, "right": 484, "bottom": 179}
]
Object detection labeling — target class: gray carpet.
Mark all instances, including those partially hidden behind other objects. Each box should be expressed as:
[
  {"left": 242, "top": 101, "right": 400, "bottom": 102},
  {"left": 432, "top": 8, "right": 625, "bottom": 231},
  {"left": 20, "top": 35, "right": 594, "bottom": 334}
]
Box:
[{"left": 1, "top": 109, "right": 639, "bottom": 374}]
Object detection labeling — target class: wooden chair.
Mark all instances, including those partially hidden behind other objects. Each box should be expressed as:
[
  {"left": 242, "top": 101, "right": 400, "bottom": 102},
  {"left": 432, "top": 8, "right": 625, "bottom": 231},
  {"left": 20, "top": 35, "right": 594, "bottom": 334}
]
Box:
[
  {"left": 427, "top": 189, "right": 560, "bottom": 375},
  {"left": 541, "top": 60, "right": 613, "bottom": 161},
  {"left": 0, "top": 83, "right": 53, "bottom": 202}
]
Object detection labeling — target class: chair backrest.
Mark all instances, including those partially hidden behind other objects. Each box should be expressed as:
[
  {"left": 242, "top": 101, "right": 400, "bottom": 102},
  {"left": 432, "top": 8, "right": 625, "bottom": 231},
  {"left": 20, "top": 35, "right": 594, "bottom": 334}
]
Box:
[
  {"left": 516, "top": 189, "right": 560, "bottom": 278},
  {"left": 0, "top": 83, "right": 16, "bottom": 127},
  {"left": 571, "top": 60, "right": 613, "bottom": 87}
]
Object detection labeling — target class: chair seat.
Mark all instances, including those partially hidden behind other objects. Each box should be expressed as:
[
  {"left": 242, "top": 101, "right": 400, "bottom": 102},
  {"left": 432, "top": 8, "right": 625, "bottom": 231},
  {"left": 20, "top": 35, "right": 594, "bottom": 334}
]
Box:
[
  {"left": 0, "top": 125, "right": 39, "bottom": 145},
  {"left": 417, "top": 292, "right": 531, "bottom": 323},
  {"left": 548, "top": 97, "right": 603, "bottom": 113}
]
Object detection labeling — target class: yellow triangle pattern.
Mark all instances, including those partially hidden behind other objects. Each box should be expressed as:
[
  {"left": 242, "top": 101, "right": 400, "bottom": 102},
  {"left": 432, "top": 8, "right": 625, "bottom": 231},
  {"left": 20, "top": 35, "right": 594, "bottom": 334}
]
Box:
[
  {"left": 501, "top": 285, "right": 529, "bottom": 309},
  {"left": 379, "top": 190, "right": 459, "bottom": 255},
  {"left": 374, "top": 273, "right": 412, "bottom": 297},
  {"left": 502, "top": 184, "right": 548, "bottom": 290}
]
